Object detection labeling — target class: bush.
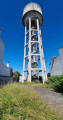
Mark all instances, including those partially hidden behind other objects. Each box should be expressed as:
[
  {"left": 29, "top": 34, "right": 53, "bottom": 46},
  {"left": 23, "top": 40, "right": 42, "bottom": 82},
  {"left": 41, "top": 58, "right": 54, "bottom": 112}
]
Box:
[
  {"left": 54, "top": 79, "right": 63, "bottom": 93},
  {"left": 46, "top": 75, "right": 63, "bottom": 93},
  {"left": 13, "top": 78, "right": 17, "bottom": 82}
]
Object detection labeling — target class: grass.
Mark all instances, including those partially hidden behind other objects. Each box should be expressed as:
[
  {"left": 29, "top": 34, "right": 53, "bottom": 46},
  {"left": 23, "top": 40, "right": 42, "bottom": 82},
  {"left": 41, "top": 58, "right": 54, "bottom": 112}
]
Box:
[
  {"left": 24, "top": 81, "right": 53, "bottom": 90},
  {"left": 0, "top": 83, "right": 63, "bottom": 120},
  {"left": 24, "top": 75, "right": 63, "bottom": 93}
]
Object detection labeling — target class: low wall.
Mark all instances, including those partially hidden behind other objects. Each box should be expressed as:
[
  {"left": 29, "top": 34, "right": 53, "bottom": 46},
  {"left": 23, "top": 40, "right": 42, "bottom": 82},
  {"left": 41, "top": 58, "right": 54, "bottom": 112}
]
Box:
[
  {"left": 0, "top": 64, "right": 10, "bottom": 76},
  {"left": 0, "top": 76, "right": 13, "bottom": 86}
]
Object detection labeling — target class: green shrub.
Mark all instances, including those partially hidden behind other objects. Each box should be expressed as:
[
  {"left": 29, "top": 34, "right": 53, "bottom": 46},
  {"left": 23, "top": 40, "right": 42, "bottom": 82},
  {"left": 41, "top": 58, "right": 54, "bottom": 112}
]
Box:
[
  {"left": 54, "top": 79, "right": 63, "bottom": 93},
  {"left": 46, "top": 75, "right": 63, "bottom": 93},
  {"left": 13, "top": 78, "right": 17, "bottom": 82}
]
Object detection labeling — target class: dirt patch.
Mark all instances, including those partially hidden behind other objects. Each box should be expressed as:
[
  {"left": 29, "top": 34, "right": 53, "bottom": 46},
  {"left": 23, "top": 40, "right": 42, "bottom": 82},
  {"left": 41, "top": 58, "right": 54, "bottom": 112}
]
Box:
[{"left": 27, "top": 86, "right": 63, "bottom": 112}]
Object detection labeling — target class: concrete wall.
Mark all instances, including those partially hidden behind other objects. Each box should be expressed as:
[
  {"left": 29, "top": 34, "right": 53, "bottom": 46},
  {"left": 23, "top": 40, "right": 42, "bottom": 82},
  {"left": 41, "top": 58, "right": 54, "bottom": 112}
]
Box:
[
  {"left": 0, "top": 76, "right": 13, "bottom": 86},
  {"left": 0, "top": 39, "right": 5, "bottom": 64},
  {"left": 0, "top": 64, "right": 10, "bottom": 76},
  {"left": 49, "top": 48, "right": 63, "bottom": 76},
  {"left": 59, "top": 48, "right": 63, "bottom": 74},
  {"left": 19, "top": 76, "right": 27, "bottom": 83},
  {"left": 0, "top": 39, "right": 10, "bottom": 77}
]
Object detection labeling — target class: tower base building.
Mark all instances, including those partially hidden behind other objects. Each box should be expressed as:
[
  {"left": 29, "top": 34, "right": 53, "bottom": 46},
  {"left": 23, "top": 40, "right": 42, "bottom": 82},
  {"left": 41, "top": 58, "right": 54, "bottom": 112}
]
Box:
[
  {"left": 49, "top": 47, "right": 63, "bottom": 76},
  {"left": 0, "top": 38, "right": 13, "bottom": 84}
]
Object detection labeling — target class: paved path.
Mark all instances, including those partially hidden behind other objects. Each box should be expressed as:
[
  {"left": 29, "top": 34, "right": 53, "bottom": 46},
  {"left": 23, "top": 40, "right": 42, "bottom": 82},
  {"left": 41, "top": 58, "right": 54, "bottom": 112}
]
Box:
[{"left": 27, "top": 86, "right": 63, "bottom": 111}]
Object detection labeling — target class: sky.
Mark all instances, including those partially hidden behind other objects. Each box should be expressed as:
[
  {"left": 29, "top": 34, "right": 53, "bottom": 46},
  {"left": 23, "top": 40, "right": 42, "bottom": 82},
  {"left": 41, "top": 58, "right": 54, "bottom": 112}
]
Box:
[{"left": 0, "top": 0, "right": 63, "bottom": 74}]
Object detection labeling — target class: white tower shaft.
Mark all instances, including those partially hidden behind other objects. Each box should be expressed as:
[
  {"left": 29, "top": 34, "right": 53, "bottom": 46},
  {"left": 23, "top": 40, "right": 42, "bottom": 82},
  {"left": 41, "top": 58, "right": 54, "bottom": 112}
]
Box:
[{"left": 23, "top": 18, "right": 47, "bottom": 83}]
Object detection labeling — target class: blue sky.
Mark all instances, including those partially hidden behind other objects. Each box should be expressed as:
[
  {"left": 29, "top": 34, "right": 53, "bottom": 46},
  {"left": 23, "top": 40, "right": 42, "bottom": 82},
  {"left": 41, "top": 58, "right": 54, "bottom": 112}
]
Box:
[{"left": 0, "top": 0, "right": 63, "bottom": 74}]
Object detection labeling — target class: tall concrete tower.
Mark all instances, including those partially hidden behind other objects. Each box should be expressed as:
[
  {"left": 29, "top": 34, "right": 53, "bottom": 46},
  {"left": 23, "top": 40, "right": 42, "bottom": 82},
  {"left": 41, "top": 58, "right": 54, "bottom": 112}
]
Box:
[{"left": 22, "top": 2, "right": 47, "bottom": 83}]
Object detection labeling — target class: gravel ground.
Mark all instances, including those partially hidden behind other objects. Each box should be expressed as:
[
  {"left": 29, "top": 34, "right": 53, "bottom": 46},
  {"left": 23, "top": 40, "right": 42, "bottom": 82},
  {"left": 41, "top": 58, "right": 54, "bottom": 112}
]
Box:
[{"left": 27, "top": 86, "right": 63, "bottom": 111}]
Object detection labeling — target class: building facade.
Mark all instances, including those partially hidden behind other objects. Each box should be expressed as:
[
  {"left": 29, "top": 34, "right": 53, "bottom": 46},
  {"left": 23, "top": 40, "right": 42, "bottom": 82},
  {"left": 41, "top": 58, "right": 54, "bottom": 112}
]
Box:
[
  {"left": 0, "top": 38, "right": 10, "bottom": 76},
  {"left": 49, "top": 47, "right": 63, "bottom": 76}
]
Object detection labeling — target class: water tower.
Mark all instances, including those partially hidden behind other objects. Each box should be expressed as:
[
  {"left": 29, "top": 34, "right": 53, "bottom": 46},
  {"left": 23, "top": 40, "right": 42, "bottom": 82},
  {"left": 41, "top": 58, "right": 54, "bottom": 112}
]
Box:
[{"left": 22, "top": 2, "right": 47, "bottom": 83}]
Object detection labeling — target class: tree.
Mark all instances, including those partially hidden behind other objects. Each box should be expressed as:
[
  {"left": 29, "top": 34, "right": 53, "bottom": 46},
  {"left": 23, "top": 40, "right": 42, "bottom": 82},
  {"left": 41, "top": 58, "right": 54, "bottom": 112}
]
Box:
[
  {"left": 10, "top": 68, "right": 13, "bottom": 76},
  {"left": 16, "top": 71, "right": 21, "bottom": 82},
  {"left": 47, "top": 73, "right": 50, "bottom": 77},
  {"left": 13, "top": 72, "right": 18, "bottom": 82},
  {"left": 16, "top": 71, "right": 21, "bottom": 76}
]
